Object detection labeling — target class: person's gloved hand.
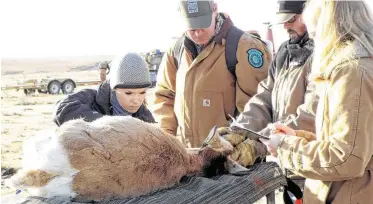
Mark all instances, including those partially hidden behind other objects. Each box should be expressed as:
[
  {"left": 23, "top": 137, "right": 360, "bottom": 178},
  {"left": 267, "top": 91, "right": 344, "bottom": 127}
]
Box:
[
  {"left": 216, "top": 127, "right": 245, "bottom": 145},
  {"left": 230, "top": 139, "right": 268, "bottom": 166},
  {"left": 217, "top": 127, "right": 268, "bottom": 167}
]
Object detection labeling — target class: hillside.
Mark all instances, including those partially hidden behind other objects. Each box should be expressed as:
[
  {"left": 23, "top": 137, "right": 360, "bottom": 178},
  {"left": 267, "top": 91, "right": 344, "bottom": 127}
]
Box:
[{"left": 1, "top": 55, "right": 115, "bottom": 75}]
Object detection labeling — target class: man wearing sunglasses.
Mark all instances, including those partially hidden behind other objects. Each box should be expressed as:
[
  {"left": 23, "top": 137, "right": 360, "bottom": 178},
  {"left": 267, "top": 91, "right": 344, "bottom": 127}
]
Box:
[{"left": 218, "top": 1, "right": 318, "bottom": 168}]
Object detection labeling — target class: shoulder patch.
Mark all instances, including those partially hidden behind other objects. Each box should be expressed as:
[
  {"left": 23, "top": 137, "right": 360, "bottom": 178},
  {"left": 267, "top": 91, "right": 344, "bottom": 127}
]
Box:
[{"left": 247, "top": 48, "right": 263, "bottom": 68}]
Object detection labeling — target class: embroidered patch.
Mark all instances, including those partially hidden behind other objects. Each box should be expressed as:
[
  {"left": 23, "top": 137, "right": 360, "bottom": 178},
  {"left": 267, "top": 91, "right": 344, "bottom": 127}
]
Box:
[
  {"left": 203, "top": 99, "right": 210, "bottom": 107},
  {"left": 247, "top": 48, "right": 264, "bottom": 68},
  {"left": 187, "top": 0, "right": 198, "bottom": 14}
]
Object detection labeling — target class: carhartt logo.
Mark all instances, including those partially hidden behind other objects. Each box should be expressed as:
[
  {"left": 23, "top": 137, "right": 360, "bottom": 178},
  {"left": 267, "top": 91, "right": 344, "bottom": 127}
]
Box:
[
  {"left": 203, "top": 99, "right": 210, "bottom": 107},
  {"left": 187, "top": 0, "right": 198, "bottom": 14}
]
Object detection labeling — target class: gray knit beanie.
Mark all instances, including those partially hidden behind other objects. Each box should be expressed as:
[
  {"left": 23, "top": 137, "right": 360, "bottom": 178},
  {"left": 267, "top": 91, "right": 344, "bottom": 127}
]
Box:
[{"left": 109, "top": 52, "right": 151, "bottom": 89}]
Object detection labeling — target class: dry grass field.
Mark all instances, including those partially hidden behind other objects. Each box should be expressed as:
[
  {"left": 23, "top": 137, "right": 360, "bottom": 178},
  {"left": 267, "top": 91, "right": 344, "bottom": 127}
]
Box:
[{"left": 1, "top": 70, "right": 102, "bottom": 198}]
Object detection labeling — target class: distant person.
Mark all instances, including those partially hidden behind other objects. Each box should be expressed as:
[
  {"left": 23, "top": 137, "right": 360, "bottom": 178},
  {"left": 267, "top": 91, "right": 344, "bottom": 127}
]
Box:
[
  {"left": 153, "top": 0, "right": 271, "bottom": 148},
  {"left": 98, "top": 61, "right": 110, "bottom": 82},
  {"left": 53, "top": 53, "right": 155, "bottom": 126}
]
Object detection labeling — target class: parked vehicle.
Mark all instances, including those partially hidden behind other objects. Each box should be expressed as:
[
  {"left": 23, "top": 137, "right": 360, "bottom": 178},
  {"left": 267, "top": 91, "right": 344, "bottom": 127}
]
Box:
[
  {"left": 1, "top": 78, "right": 101, "bottom": 95},
  {"left": 143, "top": 49, "right": 164, "bottom": 87}
]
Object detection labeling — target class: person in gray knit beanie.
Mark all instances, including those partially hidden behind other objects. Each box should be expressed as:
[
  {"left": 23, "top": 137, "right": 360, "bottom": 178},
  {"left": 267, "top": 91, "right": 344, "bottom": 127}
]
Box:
[
  {"left": 53, "top": 52, "right": 155, "bottom": 126},
  {"left": 110, "top": 53, "right": 151, "bottom": 89}
]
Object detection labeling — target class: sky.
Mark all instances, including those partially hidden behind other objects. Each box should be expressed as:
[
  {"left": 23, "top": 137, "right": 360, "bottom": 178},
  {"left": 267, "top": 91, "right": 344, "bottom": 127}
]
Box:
[
  {"left": 1, "top": 0, "right": 280, "bottom": 59},
  {"left": 2, "top": 0, "right": 373, "bottom": 59}
]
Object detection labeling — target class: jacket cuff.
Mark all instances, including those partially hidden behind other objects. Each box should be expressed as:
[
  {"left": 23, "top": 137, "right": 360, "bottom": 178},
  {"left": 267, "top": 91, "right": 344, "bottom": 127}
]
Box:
[
  {"left": 295, "top": 130, "right": 308, "bottom": 137},
  {"left": 295, "top": 130, "right": 315, "bottom": 142},
  {"left": 277, "top": 135, "right": 303, "bottom": 171}
]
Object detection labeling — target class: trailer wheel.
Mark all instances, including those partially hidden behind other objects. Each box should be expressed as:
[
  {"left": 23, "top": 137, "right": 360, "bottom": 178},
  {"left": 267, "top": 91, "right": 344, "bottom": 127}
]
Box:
[
  {"left": 48, "top": 81, "right": 61, "bottom": 94},
  {"left": 62, "top": 80, "right": 75, "bottom": 94}
]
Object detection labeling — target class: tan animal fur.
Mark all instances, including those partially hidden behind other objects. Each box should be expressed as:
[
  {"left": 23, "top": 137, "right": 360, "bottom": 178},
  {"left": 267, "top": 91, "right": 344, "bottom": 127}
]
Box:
[{"left": 8, "top": 116, "right": 233, "bottom": 202}]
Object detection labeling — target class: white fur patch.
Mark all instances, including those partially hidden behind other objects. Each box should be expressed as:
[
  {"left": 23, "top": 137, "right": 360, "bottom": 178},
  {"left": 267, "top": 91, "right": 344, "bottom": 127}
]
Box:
[
  {"left": 28, "top": 176, "right": 77, "bottom": 199},
  {"left": 9, "top": 128, "right": 78, "bottom": 199}
]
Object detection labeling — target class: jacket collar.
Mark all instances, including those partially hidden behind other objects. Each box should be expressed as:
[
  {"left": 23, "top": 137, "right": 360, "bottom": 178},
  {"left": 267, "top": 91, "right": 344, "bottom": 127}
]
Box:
[
  {"left": 213, "top": 13, "right": 234, "bottom": 45},
  {"left": 285, "top": 32, "right": 314, "bottom": 68},
  {"left": 321, "top": 41, "right": 372, "bottom": 80},
  {"left": 352, "top": 41, "right": 371, "bottom": 59}
]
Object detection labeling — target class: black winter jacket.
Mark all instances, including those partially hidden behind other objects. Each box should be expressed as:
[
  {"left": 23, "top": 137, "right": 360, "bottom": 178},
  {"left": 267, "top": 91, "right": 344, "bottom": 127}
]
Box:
[{"left": 53, "top": 80, "right": 155, "bottom": 126}]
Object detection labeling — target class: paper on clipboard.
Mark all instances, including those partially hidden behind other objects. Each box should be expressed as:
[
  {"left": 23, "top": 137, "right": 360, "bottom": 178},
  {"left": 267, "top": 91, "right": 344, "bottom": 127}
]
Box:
[{"left": 230, "top": 125, "right": 270, "bottom": 141}]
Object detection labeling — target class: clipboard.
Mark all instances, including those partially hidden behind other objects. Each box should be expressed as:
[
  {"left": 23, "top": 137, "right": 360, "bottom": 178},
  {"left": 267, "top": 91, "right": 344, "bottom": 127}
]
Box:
[{"left": 230, "top": 125, "right": 270, "bottom": 141}]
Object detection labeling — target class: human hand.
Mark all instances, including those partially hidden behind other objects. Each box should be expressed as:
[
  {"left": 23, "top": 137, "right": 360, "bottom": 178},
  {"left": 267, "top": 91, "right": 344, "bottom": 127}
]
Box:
[
  {"left": 229, "top": 139, "right": 268, "bottom": 167},
  {"left": 260, "top": 134, "right": 285, "bottom": 157},
  {"left": 217, "top": 127, "right": 267, "bottom": 166},
  {"left": 216, "top": 127, "right": 245, "bottom": 145},
  {"left": 270, "top": 123, "right": 296, "bottom": 135}
]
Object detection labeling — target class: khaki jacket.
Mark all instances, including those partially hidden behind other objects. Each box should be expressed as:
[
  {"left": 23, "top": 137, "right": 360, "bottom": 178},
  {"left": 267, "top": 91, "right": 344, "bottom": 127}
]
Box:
[
  {"left": 153, "top": 14, "right": 270, "bottom": 147},
  {"left": 277, "top": 44, "right": 373, "bottom": 203},
  {"left": 236, "top": 34, "right": 317, "bottom": 135}
]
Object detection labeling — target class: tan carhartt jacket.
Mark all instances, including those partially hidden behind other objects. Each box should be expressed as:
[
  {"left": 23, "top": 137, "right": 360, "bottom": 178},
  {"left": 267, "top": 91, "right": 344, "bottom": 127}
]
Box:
[{"left": 153, "top": 14, "right": 271, "bottom": 147}]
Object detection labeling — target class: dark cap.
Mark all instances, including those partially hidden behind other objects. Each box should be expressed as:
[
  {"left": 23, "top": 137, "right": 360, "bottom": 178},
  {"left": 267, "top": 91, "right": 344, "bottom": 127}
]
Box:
[
  {"left": 179, "top": 0, "right": 214, "bottom": 29},
  {"left": 273, "top": 1, "right": 306, "bottom": 25}
]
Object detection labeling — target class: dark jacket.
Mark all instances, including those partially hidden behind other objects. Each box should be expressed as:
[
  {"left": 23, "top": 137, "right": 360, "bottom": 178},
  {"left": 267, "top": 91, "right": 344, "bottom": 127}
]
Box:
[{"left": 53, "top": 80, "right": 155, "bottom": 126}]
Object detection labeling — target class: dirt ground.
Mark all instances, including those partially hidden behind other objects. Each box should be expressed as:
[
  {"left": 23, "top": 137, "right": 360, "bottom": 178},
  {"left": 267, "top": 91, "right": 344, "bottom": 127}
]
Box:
[
  {"left": 0, "top": 70, "right": 283, "bottom": 203},
  {"left": 1, "top": 70, "right": 100, "bottom": 197}
]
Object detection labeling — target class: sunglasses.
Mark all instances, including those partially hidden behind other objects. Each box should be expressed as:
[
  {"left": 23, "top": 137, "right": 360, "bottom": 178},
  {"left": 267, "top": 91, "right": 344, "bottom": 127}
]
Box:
[{"left": 286, "top": 16, "right": 297, "bottom": 24}]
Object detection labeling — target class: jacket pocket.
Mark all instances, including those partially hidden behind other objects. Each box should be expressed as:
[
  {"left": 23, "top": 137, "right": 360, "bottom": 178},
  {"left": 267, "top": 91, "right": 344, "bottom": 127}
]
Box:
[
  {"left": 350, "top": 170, "right": 373, "bottom": 204},
  {"left": 194, "top": 91, "right": 227, "bottom": 145},
  {"left": 330, "top": 170, "right": 373, "bottom": 204}
]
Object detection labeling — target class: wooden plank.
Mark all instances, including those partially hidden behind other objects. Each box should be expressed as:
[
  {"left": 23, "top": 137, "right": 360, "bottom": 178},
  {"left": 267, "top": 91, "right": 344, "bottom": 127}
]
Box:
[{"left": 74, "top": 80, "right": 101, "bottom": 86}]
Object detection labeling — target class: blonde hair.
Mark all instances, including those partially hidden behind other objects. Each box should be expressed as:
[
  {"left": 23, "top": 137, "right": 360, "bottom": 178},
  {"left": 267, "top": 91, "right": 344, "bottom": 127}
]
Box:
[{"left": 303, "top": 0, "right": 373, "bottom": 80}]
